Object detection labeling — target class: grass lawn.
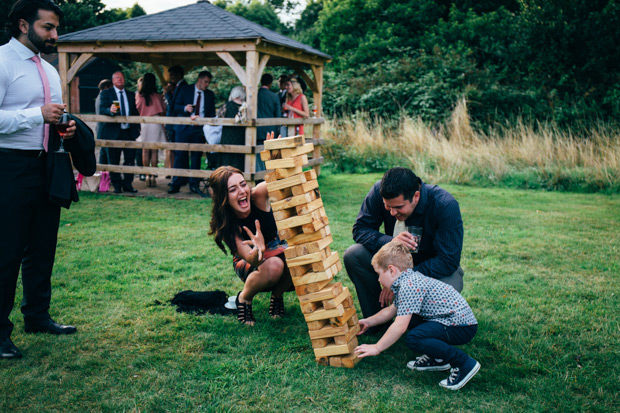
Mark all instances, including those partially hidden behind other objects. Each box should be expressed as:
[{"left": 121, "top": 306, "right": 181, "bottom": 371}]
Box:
[{"left": 1, "top": 173, "right": 618, "bottom": 411}]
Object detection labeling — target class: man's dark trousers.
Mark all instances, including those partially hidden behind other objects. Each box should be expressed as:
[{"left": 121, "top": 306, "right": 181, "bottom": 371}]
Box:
[
  {"left": 0, "top": 150, "right": 60, "bottom": 340},
  {"left": 171, "top": 127, "right": 205, "bottom": 187},
  {"left": 107, "top": 128, "right": 136, "bottom": 188}
]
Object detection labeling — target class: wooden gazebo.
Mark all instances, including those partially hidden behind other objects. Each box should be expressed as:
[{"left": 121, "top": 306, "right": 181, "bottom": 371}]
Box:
[{"left": 56, "top": 0, "right": 331, "bottom": 182}]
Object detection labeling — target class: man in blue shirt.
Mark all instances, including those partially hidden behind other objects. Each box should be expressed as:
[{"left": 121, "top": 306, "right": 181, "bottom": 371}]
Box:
[{"left": 344, "top": 167, "right": 464, "bottom": 320}]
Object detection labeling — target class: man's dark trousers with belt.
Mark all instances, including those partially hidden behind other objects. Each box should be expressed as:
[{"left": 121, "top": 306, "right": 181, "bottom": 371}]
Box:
[{"left": 0, "top": 149, "right": 60, "bottom": 340}]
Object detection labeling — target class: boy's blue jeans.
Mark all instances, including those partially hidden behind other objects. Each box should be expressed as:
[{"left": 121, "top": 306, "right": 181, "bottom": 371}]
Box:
[{"left": 405, "top": 318, "right": 478, "bottom": 368}]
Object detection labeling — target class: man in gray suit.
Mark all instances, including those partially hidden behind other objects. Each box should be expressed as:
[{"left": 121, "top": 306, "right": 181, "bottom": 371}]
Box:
[{"left": 256, "top": 73, "right": 281, "bottom": 171}]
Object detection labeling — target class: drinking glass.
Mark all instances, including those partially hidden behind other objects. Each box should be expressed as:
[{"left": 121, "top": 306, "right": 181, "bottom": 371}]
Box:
[
  {"left": 407, "top": 226, "right": 423, "bottom": 253},
  {"left": 55, "top": 112, "right": 71, "bottom": 152}
]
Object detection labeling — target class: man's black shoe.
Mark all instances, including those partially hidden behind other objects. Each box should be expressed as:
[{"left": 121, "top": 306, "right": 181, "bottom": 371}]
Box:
[
  {"left": 168, "top": 185, "right": 181, "bottom": 194},
  {"left": 189, "top": 185, "right": 209, "bottom": 198},
  {"left": 113, "top": 187, "right": 122, "bottom": 194},
  {"left": 123, "top": 185, "right": 138, "bottom": 193},
  {"left": 25, "top": 319, "right": 77, "bottom": 335},
  {"left": 0, "top": 338, "right": 22, "bottom": 359}
]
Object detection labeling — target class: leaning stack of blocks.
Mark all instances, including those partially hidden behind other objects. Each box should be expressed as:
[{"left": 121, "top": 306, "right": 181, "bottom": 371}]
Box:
[{"left": 261, "top": 135, "right": 361, "bottom": 368}]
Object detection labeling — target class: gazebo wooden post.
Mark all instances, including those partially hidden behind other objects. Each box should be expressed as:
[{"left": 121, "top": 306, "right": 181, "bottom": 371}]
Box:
[
  {"left": 245, "top": 50, "right": 259, "bottom": 181},
  {"left": 311, "top": 65, "right": 324, "bottom": 176},
  {"left": 58, "top": 52, "right": 70, "bottom": 111}
]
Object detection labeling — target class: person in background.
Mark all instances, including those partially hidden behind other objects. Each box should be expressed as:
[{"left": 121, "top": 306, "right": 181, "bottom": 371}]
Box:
[
  {"left": 256, "top": 74, "right": 281, "bottom": 171},
  {"left": 135, "top": 72, "right": 166, "bottom": 187},
  {"left": 0, "top": 0, "right": 78, "bottom": 360},
  {"left": 99, "top": 70, "right": 141, "bottom": 194},
  {"left": 163, "top": 65, "right": 185, "bottom": 175},
  {"left": 168, "top": 70, "right": 214, "bottom": 197},
  {"left": 218, "top": 86, "right": 246, "bottom": 171},
  {"left": 208, "top": 165, "right": 293, "bottom": 326},
  {"left": 283, "top": 78, "right": 309, "bottom": 136},
  {"left": 94, "top": 78, "right": 112, "bottom": 164}
]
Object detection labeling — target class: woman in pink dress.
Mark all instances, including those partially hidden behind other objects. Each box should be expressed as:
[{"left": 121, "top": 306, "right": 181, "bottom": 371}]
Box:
[
  {"left": 136, "top": 73, "right": 166, "bottom": 187},
  {"left": 283, "top": 78, "right": 309, "bottom": 136}
]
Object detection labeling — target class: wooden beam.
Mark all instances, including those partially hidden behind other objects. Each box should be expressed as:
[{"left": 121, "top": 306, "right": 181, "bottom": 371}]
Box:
[
  {"left": 151, "top": 63, "right": 166, "bottom": 85},
  {"left": 216, "top": 51, "right": 247, "bottom": 87},
  {"left": 256, "top": 42, "right": 329, "bottom": 66},
  {"left": 95, "top": 139, "right": 253, "bottom": 153},
  {"left": 57, "top": 40, "right": 255, "bottom": 54},
  {"left": 58, "top": 52, "right": 70, "bottom": 111},
  {"left": 292, "top": 66, "right": 316, "bottom": 93},
  {"left": 66, "top": 53, "right": 93, "bottom": 84},
  {"left": 257, "top": 54, "right": 270, "bottom": 85}
]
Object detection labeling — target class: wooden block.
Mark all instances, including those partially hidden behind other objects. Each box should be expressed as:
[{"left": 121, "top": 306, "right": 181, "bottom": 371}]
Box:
[
  {"left": 265, "top": 171, "right": 307, "bottom": 192},
  {"left": 271, "top": 191, "right": 317, "bottom": 212},
  {"left": 280, "top": 143, "right": 314, "bottom": 158},
  {"left": 341, "top": 354, "right": 360, "bottom": 368},
  {"left": 265, "top": 154, "right": 307, "bottom": 170},
  {"left": 311, "top": 337, "right": 332, "bottom": 349},
  {"left": 304, "top": 169, "right": 317, "bottom": 181},
  {"left": 308, "top": 323, "right": 349, "bottom": 340},
  {"left": 313, "top": 337, "right": 357, "bottom": 358},
  {"left": 263, "top": 135, "right": 305, "bottom": 150},
  {"left": 300, "top": 300, "right": 321, "bottom": 314},
  {"left": 295, "top": 278, "right": 332, "bottom": 295},
  {"left": 329, "top": 357, "right": 343, "bottom": 367},
  {"left": 275, "top": 209, "right": 323, "bottom": 231},
  {"left": 322, "top": 287, "right": 351, "bottom": 310},
  {"left": 307, "top": 319, "right": 328, "bottom": 331},
  {"left": 284, "top": 235, "right": 332, "bottom": 259},
  {"left": 311, "top": 251, "right": 340, "bottom": 272},
  {"left": 287, "top": 226, "right": 331, "bottom": 246},
  {"left": 298, "top": 282, "right": 343, "bottom": 303},
  {"left": 265, "top": 165, "right": 303, "bottom": 181},
  {"left": 295, "top": 198, "right": 324, "bottom": 215},
  {"left": 268, "top": 187, "right": 293, "bottom": 202},
  {"left": 291, "top": 268, "right": 334, "bottom": 286},
  {"left": 291, "top": 178, "right": 319, "bottom": 196},
  {"left": 273, "top": 207, "right": 296, "bottom": 221},
  {"left": 286, "top": 248, "right": 330, "bottom": 267},
  {"left": 342, "top": 296, "right": 354, "bottom": 309},
  {"left": 259, "top": 149, "right": 278, "bottom": 161},
  {"left": 278, "top": 226, "right": 301, "bottom": 240},
  {"left": 330, "top": 306, "right": 356, "bottom": 327},
  {"left": 304, "top": 304, "right": 345, "bottom": 322},
  {"left": 334, "top": 323, "right": 360, "bottom": 345},
  {"left": 316, "top": 356, "right": 329, "bottom": 366},
  {"left": 302, "top": 215, "right": 329, "bottom": 234},
  {"left": 347, "top": 313, "right": 359, "bottom": 327},
  {"left": 289, "top": 264, "right": 311, "bottom": 277}
]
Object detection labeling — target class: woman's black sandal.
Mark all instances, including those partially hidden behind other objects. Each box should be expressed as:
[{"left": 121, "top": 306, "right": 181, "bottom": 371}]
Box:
[
  {"left": 269, "top": 295, "right": 285, "bottom": 318},
  {"left": 236, "top": 293, "right": 255, "bottom": 325}
]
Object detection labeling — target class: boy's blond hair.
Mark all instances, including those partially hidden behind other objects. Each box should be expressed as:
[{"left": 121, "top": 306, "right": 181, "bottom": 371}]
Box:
[{"left": 371, "top": 241, "right": 413, "bottom": 273}]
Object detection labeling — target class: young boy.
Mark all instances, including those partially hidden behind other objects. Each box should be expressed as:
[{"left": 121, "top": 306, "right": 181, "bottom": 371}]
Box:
[{"left": 354, "top": 241, "right": 480, "bottom": 390}]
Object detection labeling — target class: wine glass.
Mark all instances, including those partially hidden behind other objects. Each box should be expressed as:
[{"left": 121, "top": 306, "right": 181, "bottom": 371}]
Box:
[{"left": 55, "top": 112, "right": 71, "bottom": 152}]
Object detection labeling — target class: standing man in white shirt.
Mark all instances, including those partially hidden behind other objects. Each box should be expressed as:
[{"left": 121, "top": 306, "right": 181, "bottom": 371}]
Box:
[{"left": 0, "top": 0, "right": 78, "bottom": 360}]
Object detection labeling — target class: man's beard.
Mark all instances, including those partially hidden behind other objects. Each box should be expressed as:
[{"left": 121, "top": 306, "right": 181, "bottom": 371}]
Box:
[{"left": 28, "top": 27, "right": 56, "bottom": 54}]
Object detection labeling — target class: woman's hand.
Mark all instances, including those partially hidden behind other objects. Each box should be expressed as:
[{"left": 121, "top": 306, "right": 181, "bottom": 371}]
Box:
[
  {"left": 266, "top": 131, "right": 281, "bottom": 141},
  {"left": 242, "top": 220, "right": 266, "bottom": 263}
]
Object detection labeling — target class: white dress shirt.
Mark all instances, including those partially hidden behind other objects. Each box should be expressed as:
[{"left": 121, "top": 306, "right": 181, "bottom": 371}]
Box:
[
  {"left": 113, "top": 86, "right": 130, "bottom": 129},
  {"left": 0, "top": 38, "right": 63, "bottom": 150},
  {"left": 194, "top": 86, "right": 204, "bottom": 117}
]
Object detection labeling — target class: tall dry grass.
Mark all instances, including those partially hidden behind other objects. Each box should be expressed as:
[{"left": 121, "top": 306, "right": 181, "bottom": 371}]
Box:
[{"left": 323, "top": 99, "right": 620, "bottom": 192}]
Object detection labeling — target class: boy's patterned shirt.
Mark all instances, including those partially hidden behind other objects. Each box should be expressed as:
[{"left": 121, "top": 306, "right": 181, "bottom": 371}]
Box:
[{"left": 392, "top": 269, "right": 477, "bottom": 326}]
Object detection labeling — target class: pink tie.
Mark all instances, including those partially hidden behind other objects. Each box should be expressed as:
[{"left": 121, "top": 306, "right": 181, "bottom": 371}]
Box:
[{"left": 32, "top": 55, "right": 51, "bottom": 152}]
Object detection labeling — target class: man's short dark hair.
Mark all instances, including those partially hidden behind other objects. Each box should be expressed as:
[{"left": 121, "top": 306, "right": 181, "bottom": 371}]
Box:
[
  {"left": 380, "top": 167, "right": 421, "bottom": 201},
  {"left": 169, "top": 65, "right": 184, "bottom": 76},
  {"left": 198, "top": 70, "right": 213, "bottom": 80},
  {"left": 261, "top": 73, "right": 273, "bottom": 86},
  {"left": 7, "top": 0, "right": 63, "bottom": 39}
]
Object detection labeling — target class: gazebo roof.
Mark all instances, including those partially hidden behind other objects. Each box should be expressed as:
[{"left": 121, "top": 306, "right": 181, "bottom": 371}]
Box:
[{"left": 58, "top": 0, "right": 331, "bottom": 61}]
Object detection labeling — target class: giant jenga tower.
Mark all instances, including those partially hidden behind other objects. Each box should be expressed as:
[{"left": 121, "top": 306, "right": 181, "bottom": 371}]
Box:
[{"left": 261, "top": 135, "right": 361, "bottom": 368}]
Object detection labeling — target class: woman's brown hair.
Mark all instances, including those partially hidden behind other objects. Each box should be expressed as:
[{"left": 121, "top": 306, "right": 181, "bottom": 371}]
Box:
[{"left": 208, "top": 166, "right": 244, "bottom": 254}]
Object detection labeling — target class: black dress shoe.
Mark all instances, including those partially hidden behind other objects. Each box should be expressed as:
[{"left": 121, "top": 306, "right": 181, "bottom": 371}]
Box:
[
  {"left": 0, "top": 338, "right": 22, "bottom": 359},
  {"left": 189, "top": 185, "right": 209, "bottom": 198},
  {"left": 113, "top": 187, "right": 122, "bottom": 194},
  {"left": 123, "top": 185, "right": 138, "bottom": 193},
  {"left": 25, "top": 319, "right": 77, "bottom": 335},
  {"left": 168, "top": 185, "right": 181, "bottom": 194}
]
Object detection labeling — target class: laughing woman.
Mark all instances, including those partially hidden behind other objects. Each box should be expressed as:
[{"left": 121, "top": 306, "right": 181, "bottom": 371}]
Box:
[{"left": 208, "top": 166, "right": 292, "bottom": 325}]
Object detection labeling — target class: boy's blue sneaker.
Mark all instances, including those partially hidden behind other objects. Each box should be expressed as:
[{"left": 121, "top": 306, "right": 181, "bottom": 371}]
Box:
[
  {"left": 439, "top": 358, "right": 481, "bottom": 390},
  {"left": 407, "top": 354, "right": 451, "bottom": 371}
]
